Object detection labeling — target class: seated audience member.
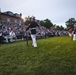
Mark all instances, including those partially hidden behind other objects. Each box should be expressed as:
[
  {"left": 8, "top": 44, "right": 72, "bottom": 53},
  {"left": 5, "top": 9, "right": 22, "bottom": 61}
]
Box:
[
  {"left": 9, "top": 29, "right": 17, "bottom": 41},
  {"left": 2, "top": 30, "right": 10, "bottom": 43},
  {"left": 0, "top": 30, "right": 5, "bottom": 43}
]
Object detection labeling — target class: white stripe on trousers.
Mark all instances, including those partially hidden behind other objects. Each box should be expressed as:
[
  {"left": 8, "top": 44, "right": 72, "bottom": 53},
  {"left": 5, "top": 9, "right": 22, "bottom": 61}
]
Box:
[
  {"left": 31, "top": 34, "right": 37, "bottom": 47},
  {"left": 73, "top": 34, "right": 76, "bottom": 41}
]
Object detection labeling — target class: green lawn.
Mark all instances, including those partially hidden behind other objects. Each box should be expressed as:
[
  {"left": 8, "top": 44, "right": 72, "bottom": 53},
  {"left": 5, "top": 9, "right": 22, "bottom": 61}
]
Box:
[{"left": 0, "top": 36, "right": 76, "bottom": 75}]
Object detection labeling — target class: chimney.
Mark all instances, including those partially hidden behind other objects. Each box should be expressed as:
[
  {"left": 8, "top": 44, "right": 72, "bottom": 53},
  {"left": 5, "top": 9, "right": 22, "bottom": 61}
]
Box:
[
  {"left": 20, "top": 13, "right": 22, "bottom": 17},
  {"left": 0, "top": 8, "right": 1, "bottom": 13}
]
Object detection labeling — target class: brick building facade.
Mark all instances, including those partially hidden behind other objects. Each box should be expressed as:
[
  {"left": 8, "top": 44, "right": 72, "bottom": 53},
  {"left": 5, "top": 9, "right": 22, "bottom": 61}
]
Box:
[{"left": 0, "top": 11, "right": 24, "bottom": 25}]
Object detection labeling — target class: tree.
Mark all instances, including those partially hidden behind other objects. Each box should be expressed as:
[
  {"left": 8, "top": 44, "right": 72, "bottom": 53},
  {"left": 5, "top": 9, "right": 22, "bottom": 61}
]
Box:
[
  {"left": 24, "top": 16, "right": 36, "bottom": 26},
  {"left": 65, "top": 18, "right": 76, "bottom": 30},
  {"left": 39, "top": 20, "right": 44, "bottom": 26},
  {"left": 40, "top": 19, "right": 53, "bottom": 28},
  {"left": 24, "top": 17, "right": 32, "bottom": 25},
  {"left": 24, "top": 20, "right": 31, "bottom": 25},
  {"left": 60, "top": 25, "right": 64, "bottom": 30},
  {"left": 56, "top": 25, "right": 64, "bottom": 30}
]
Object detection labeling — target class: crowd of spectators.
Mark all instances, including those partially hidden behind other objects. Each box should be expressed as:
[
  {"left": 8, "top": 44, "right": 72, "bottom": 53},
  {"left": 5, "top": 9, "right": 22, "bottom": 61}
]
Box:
[{"left": 0, "top": 22, "right": 68, "bottom": 43}]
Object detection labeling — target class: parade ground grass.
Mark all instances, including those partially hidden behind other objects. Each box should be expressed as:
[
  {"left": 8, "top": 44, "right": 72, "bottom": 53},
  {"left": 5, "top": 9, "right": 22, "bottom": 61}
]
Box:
[{"left": 0, "top": 36, "right": 76, "bottom": 75}]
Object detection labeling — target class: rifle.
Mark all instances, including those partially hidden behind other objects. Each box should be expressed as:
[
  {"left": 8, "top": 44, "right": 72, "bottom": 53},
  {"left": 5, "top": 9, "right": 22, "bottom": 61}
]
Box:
[{"left": 26, "top": 32, "right": 28, "bottom": 46}]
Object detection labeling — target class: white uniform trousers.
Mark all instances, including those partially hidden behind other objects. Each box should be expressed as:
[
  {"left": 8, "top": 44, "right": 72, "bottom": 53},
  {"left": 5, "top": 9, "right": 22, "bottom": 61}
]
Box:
[
  {"left": 73, "top": 34, "right": 76, "bottom": 41},
  {"left": 31, "top": 34, "right": 37, "bottom": 47}
]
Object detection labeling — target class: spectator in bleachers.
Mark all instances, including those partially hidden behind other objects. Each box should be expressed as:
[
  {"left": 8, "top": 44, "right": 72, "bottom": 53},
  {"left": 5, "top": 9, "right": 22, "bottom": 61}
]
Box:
[
  {"left": 2, "top": 30, "right": 10, "bottom": 43},
  {"left": 0, "top": 30, "right": 5, "bottom": 43},
  {"left": 9, "top": 29, "right": 17, "bottom": 41}
]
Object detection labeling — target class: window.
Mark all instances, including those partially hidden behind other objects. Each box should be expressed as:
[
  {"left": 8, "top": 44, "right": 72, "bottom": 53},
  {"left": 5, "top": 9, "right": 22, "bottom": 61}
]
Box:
[
  {"left": 7, "top": 18, "right": 10, "bottom": 22},
  {"left": 15, "top": 20, "right": 18, "bottom": 25}
]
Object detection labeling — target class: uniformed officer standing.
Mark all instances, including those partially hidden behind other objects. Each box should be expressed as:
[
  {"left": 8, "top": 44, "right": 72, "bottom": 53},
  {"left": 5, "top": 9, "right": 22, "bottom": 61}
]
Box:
[
  {"left": 26, "top": 17, "right": 39, "bottom": 47},
  {"left": 73, "top": 24, "right": 76, "bottom": 41}
]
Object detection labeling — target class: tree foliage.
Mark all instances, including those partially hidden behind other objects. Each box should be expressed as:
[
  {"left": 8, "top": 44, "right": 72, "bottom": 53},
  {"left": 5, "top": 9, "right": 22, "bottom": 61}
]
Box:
[
  {"left": 40, "top": 19, "right": 53, "bottom": 28},
  {"left": 24, "top": 17, "right": 31, "bottom": 25},
  {"left": 56, "top": 25, "right": 64, "bottom": 30},
  {"left": 65, "top": 18, "right": 76, "bottom": 30},
  {"left": 24, "top": 20, "right": 31, "bottom": 25}
]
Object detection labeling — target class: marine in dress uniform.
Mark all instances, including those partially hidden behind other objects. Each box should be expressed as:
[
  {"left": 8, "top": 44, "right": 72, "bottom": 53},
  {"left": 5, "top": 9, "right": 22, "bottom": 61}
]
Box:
[
  {"left": 73, "top": 24, "right": 76, "bottom": 41},
  {"left": 26, "top": 17, "right": 39, "bottom": 47}
]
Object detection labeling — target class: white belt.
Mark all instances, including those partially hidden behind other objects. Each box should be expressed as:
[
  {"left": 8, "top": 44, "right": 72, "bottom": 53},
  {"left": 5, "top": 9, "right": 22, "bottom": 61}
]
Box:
[{"left": 31, "top": 28, "right": 36, "bottom": 30}]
